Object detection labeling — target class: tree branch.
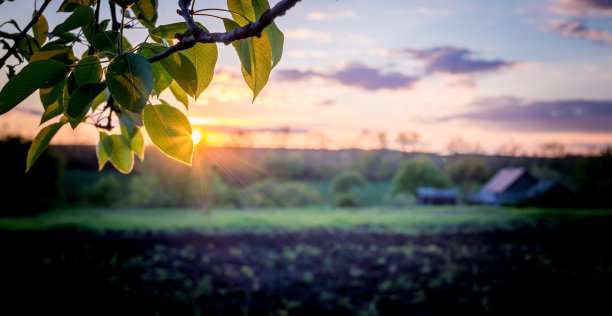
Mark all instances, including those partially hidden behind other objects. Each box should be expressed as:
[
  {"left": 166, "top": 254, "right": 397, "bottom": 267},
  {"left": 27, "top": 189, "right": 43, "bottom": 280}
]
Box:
[
  {"left": 0, "top": 30, "right": 17, "bottom": 39},
  {"left": 0, "top": 0, "right": 52, "bottom": 69},
  {"left": 148, "top": 0, "right": 301, "bottom": 63}
]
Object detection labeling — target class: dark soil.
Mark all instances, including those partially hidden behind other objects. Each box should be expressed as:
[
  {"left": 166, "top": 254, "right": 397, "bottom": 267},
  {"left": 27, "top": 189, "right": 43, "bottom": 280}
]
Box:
[{"left": 1, "top": 218, "right": 611, "bottom": 315}]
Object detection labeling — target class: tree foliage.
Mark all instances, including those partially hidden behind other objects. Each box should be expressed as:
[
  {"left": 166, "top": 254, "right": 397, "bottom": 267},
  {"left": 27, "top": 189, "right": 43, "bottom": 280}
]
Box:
[
  {"left": 0, "top": 0, "right": 297, "bottom": 173},
  {"left": 391, "top": 158, "right": 451, "bottom": 197}
]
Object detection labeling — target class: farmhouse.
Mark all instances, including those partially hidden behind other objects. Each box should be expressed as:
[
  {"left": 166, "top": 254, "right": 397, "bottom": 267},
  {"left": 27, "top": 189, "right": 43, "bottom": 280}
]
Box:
[{"left": 477, "top": 167, "right": 538, "bottom": 205}]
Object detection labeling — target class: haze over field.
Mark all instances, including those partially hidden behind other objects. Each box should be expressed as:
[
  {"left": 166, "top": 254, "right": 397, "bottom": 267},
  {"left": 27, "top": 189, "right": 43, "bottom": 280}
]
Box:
[{"left": 1, "top": 0, "right": 612, "bottom": 154}]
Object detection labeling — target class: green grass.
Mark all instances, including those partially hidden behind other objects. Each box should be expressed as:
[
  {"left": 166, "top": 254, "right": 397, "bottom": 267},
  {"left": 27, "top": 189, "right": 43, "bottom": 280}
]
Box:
[{"left": 1, "top": 206, "right": 611, "bottom": 232}]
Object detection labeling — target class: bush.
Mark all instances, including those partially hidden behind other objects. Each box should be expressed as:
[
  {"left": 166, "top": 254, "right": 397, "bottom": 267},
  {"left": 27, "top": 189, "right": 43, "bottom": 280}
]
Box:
[
  {"left": 575, "top": 149, "right": 612, "bottom": 207},
  {"left": 241, "top": 179, "right": 322, "bottom": 208},
  {"left": 88, "top": 174, "right": 123, "bottom": 207},
  {"left": 391, "top": 158, "right": 451, "bottom": 197},
  {"left": 445, "top": 157, "right": 491, "bottom": 194},
  {"left": 259, "top": 153, "right": 305, "bottom": 180},
  {"left": 331, "top": 171, "right": 368, "bottom": 207},
  {"left": 334, "top": 192, "right": 360, "bottom": 208}
]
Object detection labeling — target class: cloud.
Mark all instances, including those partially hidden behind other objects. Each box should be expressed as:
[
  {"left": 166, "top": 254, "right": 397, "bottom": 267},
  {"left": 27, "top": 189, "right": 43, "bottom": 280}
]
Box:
[
  {"left": 306, "top": 10, "right": 357, "bottom": 21},
  {"left": 275, "top": 63, "right": 419, "bottom": 91},
  {"left": 551, "top": 0, "right": 612, "bottom": 16},
  {"left": 543, "top": 19, "right": 612, "bottom": 44},
  {"left": 442, "top": 97, "right": 612, "bottom": 133},
  {"left": 400, "top": 47, "right": 516, "bottom": 75},
  {"left": 283, "top": 29, "right": 333, "bottom": 43}
]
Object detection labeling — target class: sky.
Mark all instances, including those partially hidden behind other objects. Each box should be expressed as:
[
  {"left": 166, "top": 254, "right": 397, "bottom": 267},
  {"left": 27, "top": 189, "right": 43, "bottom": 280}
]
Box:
[{"left": 1, "top": 0, "right": 612, "bottom": 155}]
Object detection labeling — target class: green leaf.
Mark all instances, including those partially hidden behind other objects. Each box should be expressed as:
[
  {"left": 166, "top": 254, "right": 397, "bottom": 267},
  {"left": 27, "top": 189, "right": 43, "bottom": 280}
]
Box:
[
  {"left": 131, "top": 128, "right": 145, "bottom": 161},
  {"left": 150, "top": 22, "right": 206, "bottom": 42},
  {"left": 65, "top": 83, "right": 106, "bottom": 129},
  {"left": 91, "top": 30, "right": 132, "bottom": 53},
  {"left": 103, "top": 134, "right": 134, "bottom": 173},
  {"left": 16, "top": 34, "right": 40, "bottom": 60},
  {"left": 51, "top": 6, "right": 95, "bottom": 35},
  {"left": 224, "top": 19, "right": 271, "bottom": 101},
  {"left": 131, "top": 0, "right": 158, "bottom": 30},
  {"left": 40, "top": 74, "right": 68, "bottom": 124},
  {"left": 32, "top": 12, "right": 49, "bottom": 46},
  {"left": 29, "top": 42, "right": 76, "bottom": 65},
  {"left": 139, "top": 43, "right": 172, "bottom": 96},
  {"left": 181, "top": 42, "right": 217, "bottom": 100},
  {"left": 0, "top": 59, "right": 70, "bottom": 115},
  {"left": 92, "top": 30, "right": 119, "bottom": 52},
  {"left": 143, "top": 102, "right": 193, "bottom": 165},
  {"left": 227, "top": 0, "right": 256, "bottom": 23},
  {"left": 169, "top": 80, "right": 188, "bottom": 109},
  {"left": 157, "top": 49, "right": 198, "bottom": 98},
  {"left": 106, "top": 52, "right": 154, "bottom": 113},
  {"left": 96, "top": 132, "right": 109, "bottom": 170},
  {"left": 118, "top": 111, "right": 137, "bottom": 139},
  {"left": 252, "top": 0, "right": 283, "bottom": 68},
  {"left": 58, "top": 0, "right": 97, "bottom": 12},
  {"left": 26, "top": 122, "right": 64, "bottom": 172},
  {"left": 74, "top": 56, "right": 102, "bottom": 86},
  {"left": 91, "top": 88, "right": 108, "bottom": 111}
]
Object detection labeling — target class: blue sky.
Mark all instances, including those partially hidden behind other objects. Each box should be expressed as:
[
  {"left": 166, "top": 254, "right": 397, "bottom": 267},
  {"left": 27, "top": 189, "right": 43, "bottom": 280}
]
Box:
[{"left": 1, "top": 0, "right": 612, "bottom": 154}]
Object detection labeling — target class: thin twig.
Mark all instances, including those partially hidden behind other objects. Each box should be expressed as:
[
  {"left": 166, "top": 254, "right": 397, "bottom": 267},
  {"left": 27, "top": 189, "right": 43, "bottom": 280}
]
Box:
[
  {"left": 148, "top": 0, "right": 300, "bottom": 63},
  {"left": 0, "top": 0, "right": 52, "bottom": 68}
]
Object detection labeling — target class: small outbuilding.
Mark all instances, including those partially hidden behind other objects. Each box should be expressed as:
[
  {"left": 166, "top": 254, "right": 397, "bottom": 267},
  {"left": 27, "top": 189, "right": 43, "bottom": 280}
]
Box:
[
  {"left": 476, "top": 167, "right": 538, "bottom": 205},
  {"left": 416, "top": 187, "right": 459, "bottom": 205}
]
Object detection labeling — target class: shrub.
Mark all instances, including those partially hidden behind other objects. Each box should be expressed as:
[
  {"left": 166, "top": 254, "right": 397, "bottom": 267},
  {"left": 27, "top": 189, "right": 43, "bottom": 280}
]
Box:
[
  {"left": 334, "top": 192, "right": 360, "bottom": 208},
  {"left": 87, "top": 174, "right": 123, "bottom": 207},
  {"left": 241, "top": 179, "right": 322, "bottom": 208},
  {"left": 331, "top": 171, "right": 368, "bottom": 207},
  {"left": 391, "top": 158, "right": 451, "bottom": 197},
  {"left": 445, "top": 157, "right": 491, "bottom": 194}
]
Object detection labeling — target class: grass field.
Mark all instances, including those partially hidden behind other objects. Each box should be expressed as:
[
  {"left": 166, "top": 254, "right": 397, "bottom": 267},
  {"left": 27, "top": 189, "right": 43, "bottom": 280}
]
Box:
[{"left": 1, "top": 206, "right": 611, "bottom": 231}]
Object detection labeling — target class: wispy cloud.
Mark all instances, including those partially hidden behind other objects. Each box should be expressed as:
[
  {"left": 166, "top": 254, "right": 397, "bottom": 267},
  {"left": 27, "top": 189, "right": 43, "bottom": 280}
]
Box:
[
  {"left": 275, "top": 63, "right": 419, "bottom": 91},
  {"left": 284, "top": 29, "right": 333, "bottom": 43},
  {"left": 551, "top": 0, "right": 612, "bottom": 16},
  {"left": 306, "top": 10, "right": 357, "bottom": 21},
  {"left": 401, "top": 47, "right": 516, "bottom": 75},
  {"left": 543, "top": 19, "right": 612, "bottom": 44},
  {"left": 442, "top": 97, "right": 612, "bottom": 133}
]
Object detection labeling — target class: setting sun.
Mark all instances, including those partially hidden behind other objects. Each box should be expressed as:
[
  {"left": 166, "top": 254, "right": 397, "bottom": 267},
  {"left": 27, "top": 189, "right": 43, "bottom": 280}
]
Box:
[{"left": 191, "top": 129, "right": 203, "bottom": 145}]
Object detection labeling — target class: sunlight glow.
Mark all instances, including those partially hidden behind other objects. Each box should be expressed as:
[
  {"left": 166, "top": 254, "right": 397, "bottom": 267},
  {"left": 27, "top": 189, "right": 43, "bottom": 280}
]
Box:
[
  {"left": 204, "top": 133, "right": 227, "bottom": 146},
  {"left": 191, "top": 129, "right": 203, "bottom": 145}
]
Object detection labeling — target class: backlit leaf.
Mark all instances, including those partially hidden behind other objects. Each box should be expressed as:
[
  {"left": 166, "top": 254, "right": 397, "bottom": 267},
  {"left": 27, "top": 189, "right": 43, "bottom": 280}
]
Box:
[
  {"left": 252, "top": 0, "right": 283, "bottom": 68},
  {"left": 74, "top": 56, "right": 102, "bottom": 86},
  {"left": 181, "top": 42, "right": 217, "bottom": 100},
  {"left": 32, "top": 12, "right": 49, "bottom": 46},
  {"left": 131, "top": 128, "right": 145, "bottom": 160},
  {"left": 169, "top": 80, "right": 188, "bottom": 109},
  {"left": 96, "top": 132, "right": 109, "bottom": 170},
  {"left": 65, "top": 82, "right": 106, "bottom": 129},
  {"left": 0, "top": 59, "right": 70, "bottom": 115},
  {"left": 51, "top": 6, "right": 95, "bottom": 35},
  {"left": 29, "top": 42, "right": 75, "bottom": 64},
  {"left": 40, "top": 73, "right": 68, "bottom": 124},
  {"left": 26, "top": 122, "right": 65, "bottom": 172},
  {"left": 103, "top": 134, "right": 134, "bottom": 173},
  {"left": 224, "top": 19, "right": 271, "bottom": 101},
  {"left": 143, "top": 102, "right": 193, "bottom": 165},
  {"left": 139, "top": 43, "right": 172, "bottom": 96},
  {"left": 131, "top": 0, "right": 158, "bottom": 30},
  {"left": 58, "top": 0, "right": 97, "bottom": 12},
  {"left": 106, "top": 52, "right": 153, "bottom": 113},
  {"left": 16, "top": 34, "right": 40, "bottom": 60}
]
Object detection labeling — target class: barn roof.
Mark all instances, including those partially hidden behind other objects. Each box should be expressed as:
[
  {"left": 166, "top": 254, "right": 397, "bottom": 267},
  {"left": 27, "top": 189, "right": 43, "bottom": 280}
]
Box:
[{"left": 480, "top": 167, "right": 528, "bottom": 194}]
